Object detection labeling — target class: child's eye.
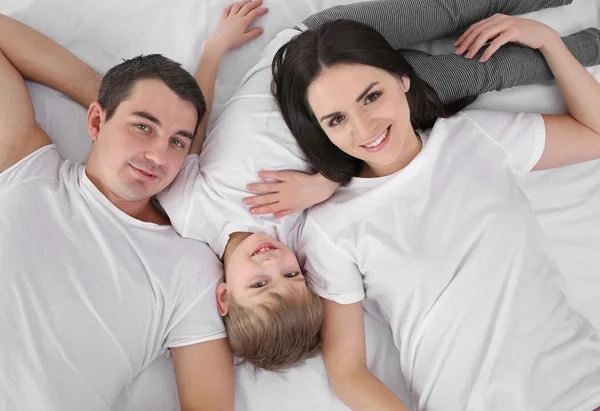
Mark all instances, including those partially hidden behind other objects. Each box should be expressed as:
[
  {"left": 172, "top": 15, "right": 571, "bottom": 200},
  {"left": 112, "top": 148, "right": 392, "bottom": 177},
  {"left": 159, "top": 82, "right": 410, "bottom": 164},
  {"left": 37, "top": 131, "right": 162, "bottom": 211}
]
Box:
[
  {"left": 329, "top": 115, "right": 345, "bottom": 127},
  {"left": 284, "top": 272, "right": 299, "bottom": 278},
  {"left": 252, "top": 281, "right": 267, "bottom": 288},
  {"left": 365, "top": 92, "right": 381, "bottom": 104}
]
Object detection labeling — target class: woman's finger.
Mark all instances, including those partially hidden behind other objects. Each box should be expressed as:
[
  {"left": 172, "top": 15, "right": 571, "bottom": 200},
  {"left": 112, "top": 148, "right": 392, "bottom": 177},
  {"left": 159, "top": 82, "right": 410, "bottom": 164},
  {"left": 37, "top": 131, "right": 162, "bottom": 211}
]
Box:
[
  {"left": 465, "top": 25, "right": 505, "bottom": 59},
  {"left": 456, "top": 19, "right": 499, "bottom": 55},
  {"left": 454, "top": 14, "right": 498, "bottom": 47},
  {"left": 479, "top": 31, "right": 514, "bottom": 62}
]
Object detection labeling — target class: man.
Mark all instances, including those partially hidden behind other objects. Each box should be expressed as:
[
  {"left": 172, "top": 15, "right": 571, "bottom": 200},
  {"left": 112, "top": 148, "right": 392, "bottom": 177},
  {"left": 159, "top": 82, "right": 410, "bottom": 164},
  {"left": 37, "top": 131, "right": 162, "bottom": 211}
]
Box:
[{"left": 0, "top": 1, "right": 267, "bottom": 410}]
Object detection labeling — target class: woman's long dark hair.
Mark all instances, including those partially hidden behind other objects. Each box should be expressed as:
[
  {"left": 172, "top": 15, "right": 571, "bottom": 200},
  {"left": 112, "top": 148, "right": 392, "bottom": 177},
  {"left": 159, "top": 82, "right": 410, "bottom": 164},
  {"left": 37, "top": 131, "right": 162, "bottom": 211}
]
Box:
[{"left": 272, "top": 20, "right": 474, "bottom": 184}]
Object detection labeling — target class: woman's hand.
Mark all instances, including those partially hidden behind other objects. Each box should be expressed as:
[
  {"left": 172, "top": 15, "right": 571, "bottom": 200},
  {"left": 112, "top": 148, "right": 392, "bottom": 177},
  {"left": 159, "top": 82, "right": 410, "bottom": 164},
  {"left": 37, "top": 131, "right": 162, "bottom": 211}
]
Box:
[
  {"left": 454, "top": 14, "right": 560, "bottom": 63},
  {"left": 244, "top": 171, "right": 340, "bottom": 218},
  {"left": 207, "top": 0, "right": 268, "bottom": 52}
]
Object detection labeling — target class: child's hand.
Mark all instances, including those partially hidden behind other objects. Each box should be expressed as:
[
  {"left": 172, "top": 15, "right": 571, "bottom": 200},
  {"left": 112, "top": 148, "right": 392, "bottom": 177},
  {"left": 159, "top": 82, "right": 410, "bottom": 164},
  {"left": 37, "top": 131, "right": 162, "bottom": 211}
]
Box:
[
  {"left": 243, "top": 171, "right": 340, "bottom": 218},
  {"left": 455, "top": 14, "right": 559, "bottom": 62},
  {"left": 208, "top": 0, "right": 268, "bottom": 52}
]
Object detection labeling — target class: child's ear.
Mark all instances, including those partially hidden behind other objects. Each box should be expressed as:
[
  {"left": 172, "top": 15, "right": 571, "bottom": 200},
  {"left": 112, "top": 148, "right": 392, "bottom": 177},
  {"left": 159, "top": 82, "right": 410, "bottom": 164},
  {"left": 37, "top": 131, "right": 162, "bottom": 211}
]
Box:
[{"left": 216, "top": 283, "right": 229, "bottom": 316}]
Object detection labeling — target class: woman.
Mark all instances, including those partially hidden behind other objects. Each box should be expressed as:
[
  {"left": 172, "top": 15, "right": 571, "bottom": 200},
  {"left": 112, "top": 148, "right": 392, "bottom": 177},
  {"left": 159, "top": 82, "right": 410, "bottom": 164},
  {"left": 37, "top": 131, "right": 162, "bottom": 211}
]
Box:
[{"left": 269, "top": 14, "right": 600, "bottom": 411}]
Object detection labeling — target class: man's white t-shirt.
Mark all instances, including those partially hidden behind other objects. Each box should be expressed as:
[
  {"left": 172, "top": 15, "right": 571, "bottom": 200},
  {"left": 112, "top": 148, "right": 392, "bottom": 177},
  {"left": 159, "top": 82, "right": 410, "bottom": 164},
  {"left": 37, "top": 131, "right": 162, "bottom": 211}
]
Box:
[
  {"left": 0, "top": 145, "right": 226, "bottom": 411},
  {"left": 299, "top": 110, "right": 600, "bottom": 411}
]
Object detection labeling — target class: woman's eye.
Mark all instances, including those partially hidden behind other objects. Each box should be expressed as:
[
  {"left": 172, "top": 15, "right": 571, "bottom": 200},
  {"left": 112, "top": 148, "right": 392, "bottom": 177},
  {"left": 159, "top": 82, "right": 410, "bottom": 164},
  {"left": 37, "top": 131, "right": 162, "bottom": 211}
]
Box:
[
  {"left": 284, "top": 272, "right": 299, "bottom": 278},
  {"left": 136, "top": 124, "right": 150, "bottom": 132},
  {"left": 329, "top": 115, "right": 345, "bottom": 127},
  {"left": 252, "top": 281, "right": 267, "bottom": 288},
  {"left": 365, "top": 92, "right": 381, "bottom": 104},
  {"left": 170, "top": 138, "right": 184, "bottom": 148}
]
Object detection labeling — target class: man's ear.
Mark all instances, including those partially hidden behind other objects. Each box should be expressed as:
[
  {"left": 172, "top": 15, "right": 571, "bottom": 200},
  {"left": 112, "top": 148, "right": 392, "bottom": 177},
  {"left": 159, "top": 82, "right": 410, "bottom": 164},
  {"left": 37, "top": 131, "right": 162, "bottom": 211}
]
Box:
[
  {"left": 216, "top": 282, "right": 229, "bottom": 316},
  {"left": 87, "top": 102, "right": 105, "bottom": 142}
]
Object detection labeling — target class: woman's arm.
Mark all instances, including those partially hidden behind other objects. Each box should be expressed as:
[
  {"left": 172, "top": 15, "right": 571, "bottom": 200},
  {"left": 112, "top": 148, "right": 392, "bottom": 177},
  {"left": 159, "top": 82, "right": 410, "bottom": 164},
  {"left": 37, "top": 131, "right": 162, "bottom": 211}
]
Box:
[
  {"left": 190, "top": 0, "right": 268, "bottom": 155},
  {"left": 456, "top": 15, "right": 600, "bottom": 170},
  {"left": 321, "top": 299, "right": 410, "bottom": 411}
]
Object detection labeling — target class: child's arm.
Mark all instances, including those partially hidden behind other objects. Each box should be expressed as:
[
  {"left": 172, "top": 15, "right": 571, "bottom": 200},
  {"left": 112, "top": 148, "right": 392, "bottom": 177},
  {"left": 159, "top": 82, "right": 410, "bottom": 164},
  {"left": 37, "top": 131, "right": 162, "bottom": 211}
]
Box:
[
  {"left": 456, "top": 15, "right": 600, "bottom": 170},
  {"left": 190, "top": 0, "right": 268, "bottom": 155},
  {"left": 321, "top": 300, "right": 410, "bottom": 411},
  {"left": 244, "top": 170, "right": 340, "bottom": 217}
]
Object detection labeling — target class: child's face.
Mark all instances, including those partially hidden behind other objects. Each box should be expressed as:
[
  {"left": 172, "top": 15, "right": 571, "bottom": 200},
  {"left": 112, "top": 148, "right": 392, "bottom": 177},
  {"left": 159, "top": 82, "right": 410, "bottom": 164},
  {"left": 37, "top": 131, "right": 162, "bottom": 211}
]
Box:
[{"left": 217, "top": 233, "right": 309, "bottom": 314}]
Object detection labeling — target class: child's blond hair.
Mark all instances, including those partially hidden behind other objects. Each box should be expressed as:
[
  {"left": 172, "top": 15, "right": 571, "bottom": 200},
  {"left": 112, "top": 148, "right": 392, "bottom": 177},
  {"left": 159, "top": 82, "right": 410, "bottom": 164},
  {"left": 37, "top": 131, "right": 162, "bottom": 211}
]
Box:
[{"left": 223, "top": 288, "right": 323, "bottom": 372}]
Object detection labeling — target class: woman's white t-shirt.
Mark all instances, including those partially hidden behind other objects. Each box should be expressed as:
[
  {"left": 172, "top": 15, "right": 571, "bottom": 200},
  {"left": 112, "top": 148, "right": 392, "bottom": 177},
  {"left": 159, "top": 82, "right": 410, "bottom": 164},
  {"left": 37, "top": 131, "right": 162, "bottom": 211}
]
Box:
[{"left": 299, "top": 110, "right": 600, "bottom": 411}]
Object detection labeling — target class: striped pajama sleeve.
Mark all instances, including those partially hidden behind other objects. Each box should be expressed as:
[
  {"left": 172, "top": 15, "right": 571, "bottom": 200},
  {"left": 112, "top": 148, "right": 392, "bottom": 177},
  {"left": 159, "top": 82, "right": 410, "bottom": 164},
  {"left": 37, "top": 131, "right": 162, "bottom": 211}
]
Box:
[
  {"left": 300, "top": 0, "right": 574, "bottom": 48},
  {"left": 299, "top": 0, "right": 600, "bottom": 103}
]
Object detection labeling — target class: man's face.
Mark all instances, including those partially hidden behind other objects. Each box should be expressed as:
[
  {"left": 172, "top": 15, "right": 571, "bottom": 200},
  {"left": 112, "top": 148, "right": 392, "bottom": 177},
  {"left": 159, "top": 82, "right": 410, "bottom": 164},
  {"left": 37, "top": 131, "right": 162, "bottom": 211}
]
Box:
[{"left": 87, "top": 78, "right": 197, "bottom": 202}]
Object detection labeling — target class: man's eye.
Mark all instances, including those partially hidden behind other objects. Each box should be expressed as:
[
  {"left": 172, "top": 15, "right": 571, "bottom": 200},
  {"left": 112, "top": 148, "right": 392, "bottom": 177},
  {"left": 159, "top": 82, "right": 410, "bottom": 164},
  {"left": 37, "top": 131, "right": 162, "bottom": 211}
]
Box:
[
  {"left": 284, "top": 272, "right": 298, "bottom": 278},
  {"left": 170, "top": 138, "right": 184, "bottom": 148},
  {"left": 329, "top": 115, "right": 345, "bottom": 127},
  {"left": 365, "top": 92, "right": 381, "bottom": 104},
  {"left": 252, "top": 281, "right": 267, "bottom": 288},
  {"left": 136, "top": 124, "right": 150, "bottom": 132}
]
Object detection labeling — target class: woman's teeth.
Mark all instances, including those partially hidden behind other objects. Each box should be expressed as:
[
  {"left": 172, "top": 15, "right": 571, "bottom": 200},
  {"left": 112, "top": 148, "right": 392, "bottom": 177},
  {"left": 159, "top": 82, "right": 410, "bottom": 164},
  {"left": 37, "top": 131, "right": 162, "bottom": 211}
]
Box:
[{"left": 364, "top": 128, "right": 388, "bottom": 148}]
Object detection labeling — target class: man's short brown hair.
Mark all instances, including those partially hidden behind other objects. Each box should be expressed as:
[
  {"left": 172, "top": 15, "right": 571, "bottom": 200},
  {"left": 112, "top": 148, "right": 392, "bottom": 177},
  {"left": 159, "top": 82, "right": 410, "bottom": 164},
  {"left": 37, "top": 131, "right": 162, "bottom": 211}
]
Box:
[{"left": 224, "top": 289, "right": 323, "bottom": 372}]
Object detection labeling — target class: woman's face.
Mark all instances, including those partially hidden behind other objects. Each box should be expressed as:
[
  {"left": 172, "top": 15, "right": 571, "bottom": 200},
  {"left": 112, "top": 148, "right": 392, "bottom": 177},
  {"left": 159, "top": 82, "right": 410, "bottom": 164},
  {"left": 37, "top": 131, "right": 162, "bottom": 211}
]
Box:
[{"left": 306, "top": 63, "right": 421, "bottom": 177}]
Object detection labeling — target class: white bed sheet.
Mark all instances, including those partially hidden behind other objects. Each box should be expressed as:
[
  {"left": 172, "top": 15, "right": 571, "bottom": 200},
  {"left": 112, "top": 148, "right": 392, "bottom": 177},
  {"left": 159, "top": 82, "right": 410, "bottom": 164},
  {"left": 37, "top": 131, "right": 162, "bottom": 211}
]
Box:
[{"left": 2, "top": 1, "right": 599, "bottom": 410}]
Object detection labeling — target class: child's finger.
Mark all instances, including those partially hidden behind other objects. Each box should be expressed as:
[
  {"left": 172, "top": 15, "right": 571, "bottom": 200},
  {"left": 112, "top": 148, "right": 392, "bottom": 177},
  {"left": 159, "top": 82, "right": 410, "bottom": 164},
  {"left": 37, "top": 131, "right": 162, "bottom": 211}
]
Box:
[
  {"left": 247, "top": 181, "right": 279, "bottom": 193},
  {"left": 239, "top": 0, "right": 263, "bottom": 16},
  {"left": 221, "top": 4, "right": 234, "bottom": 19},
  {"left": 274, "top": 209, "right": 295, "bottom": 218},
  {"left": 242, "top": 26, "right": 264, "bottom": 43},
  {"left": 245, "top": 7, "right": 269, "bottom": 23},
  {"left": 244, "top": 192, "right": 279, "bottom": 206},
  {"left": 257, "top": 170, "right": 290, "bottom": 181},
  {"left": 230, "top": 0, "right": 252, "bottom": 16},
  {"left": 250, "top": 202, "right": 281, "bottom": 215}
]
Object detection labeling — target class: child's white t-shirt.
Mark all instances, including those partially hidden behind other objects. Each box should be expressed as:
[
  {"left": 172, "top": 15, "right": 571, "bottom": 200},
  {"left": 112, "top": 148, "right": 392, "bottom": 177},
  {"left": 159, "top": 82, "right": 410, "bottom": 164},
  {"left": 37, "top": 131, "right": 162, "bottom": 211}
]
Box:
[
  {"left": 158, "top": 29, "right": 310, "bottom": 257},
  {"left": 299, "top": 110, "right": 600, "bottom": 411},
  {"left": 0, "top": 146, "right": 226, "bottom": 411}
]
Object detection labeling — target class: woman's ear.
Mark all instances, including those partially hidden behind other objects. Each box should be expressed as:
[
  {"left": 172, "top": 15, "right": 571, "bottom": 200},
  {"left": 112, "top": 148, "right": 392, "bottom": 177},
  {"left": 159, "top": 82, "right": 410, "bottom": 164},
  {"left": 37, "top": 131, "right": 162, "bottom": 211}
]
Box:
[
  {"left": 216, "top": 282, "right": 229, "bottom": 316},
  {"left": 399, "top": 75, "right": 411, "bottom": 93}
]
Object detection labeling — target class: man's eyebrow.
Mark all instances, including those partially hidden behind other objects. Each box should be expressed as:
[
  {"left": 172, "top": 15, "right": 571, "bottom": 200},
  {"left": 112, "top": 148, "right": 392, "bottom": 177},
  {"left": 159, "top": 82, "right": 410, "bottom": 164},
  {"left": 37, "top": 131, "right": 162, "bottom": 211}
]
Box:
[
  {"left": 132, "top": 111, "right": 160, "bottom": 126},
  {"left": 132, "top": 110, "right": 194, "bottom": 140},
  {"left": 355, "top": 81, "right": 379, "bottom": 102}
]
